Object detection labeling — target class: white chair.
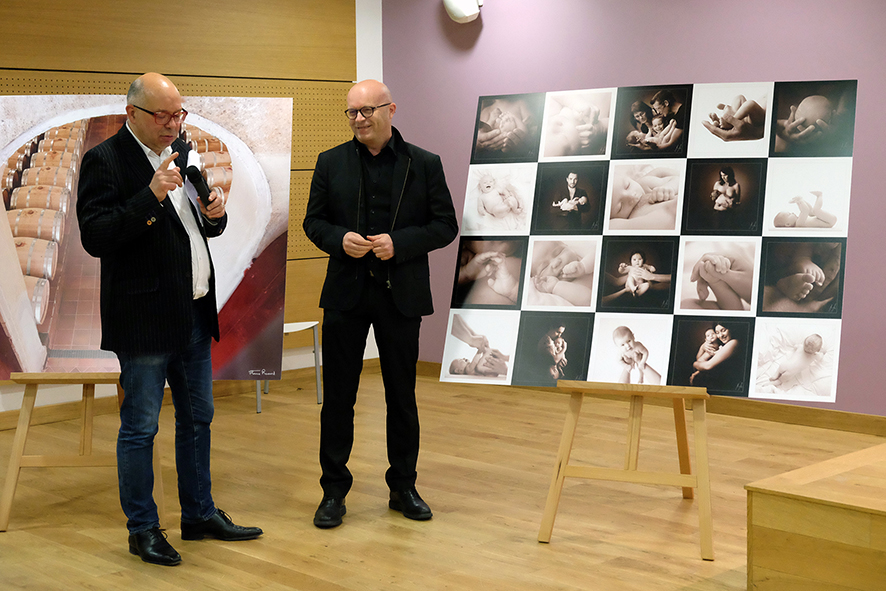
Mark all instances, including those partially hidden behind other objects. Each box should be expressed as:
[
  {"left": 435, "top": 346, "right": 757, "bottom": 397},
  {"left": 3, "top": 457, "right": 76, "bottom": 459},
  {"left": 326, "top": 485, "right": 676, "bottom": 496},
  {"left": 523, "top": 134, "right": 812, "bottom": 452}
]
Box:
[{"left": 256, "top": 321, "right": 322, "bottom": 412}]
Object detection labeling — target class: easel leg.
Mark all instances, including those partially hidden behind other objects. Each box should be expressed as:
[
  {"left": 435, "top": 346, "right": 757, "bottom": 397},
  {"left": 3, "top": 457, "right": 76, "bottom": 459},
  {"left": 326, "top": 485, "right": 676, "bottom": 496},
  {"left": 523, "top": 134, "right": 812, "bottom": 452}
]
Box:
[
  {"left": 80, "top": 384, "right": 96, "bottom": 456},
  {"left": 693, "top": 400, "right": 714, "bottom": 560},
  {"left": 624, "top": 395, "right": 643, "bottom": 470},
  {"left": 0, "top": 384, "right": 39, "bottom": 531},
  {"left": 673, "top": 398, "right": 694, "bottom": 499},
  {"left": 538, "top": 392, "right": 583, "bottom": 543}
]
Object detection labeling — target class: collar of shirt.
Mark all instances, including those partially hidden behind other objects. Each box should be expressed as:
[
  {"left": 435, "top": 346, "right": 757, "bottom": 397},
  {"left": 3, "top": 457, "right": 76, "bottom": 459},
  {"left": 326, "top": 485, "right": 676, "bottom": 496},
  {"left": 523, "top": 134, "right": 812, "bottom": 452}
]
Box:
[{"left": 354, "top": 130, "right": 400, "bottom": 160}]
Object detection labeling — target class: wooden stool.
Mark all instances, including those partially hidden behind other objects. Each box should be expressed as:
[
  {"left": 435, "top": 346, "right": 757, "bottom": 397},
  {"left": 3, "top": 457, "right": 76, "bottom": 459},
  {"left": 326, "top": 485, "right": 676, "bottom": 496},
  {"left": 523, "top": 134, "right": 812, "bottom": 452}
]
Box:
[
  {"left": 0, "top": 372, "right": 165, "bottom": 531},
  {"left": 538, "top": 380, "right": 714, "bottom": 561}
]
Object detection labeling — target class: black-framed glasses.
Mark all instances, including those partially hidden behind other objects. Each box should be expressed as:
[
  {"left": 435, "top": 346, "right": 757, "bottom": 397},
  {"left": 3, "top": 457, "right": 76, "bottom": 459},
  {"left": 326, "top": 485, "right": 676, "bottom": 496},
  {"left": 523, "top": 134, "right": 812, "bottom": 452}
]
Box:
[
  {"left": 344, "top": 103, "right": 391, "bottom": 120},
  {"left": 132, "top": 105, "right": 188, "bottom": 125}
]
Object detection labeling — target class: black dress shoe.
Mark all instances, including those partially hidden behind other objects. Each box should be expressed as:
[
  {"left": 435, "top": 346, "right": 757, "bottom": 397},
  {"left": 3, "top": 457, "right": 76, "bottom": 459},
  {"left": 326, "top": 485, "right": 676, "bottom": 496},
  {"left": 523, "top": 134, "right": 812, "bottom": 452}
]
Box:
[
  {"left": 389, "top": 488, "right": 432, "bottom": 521},
  {"left": 313, "top": 496, "right": 346, "bottom": 528},
  {"left": 181, "top": 509, "right": 263, "bottom": 541},
  {"left": 129, "top": 528, "right": 182, "bottom": 566}
]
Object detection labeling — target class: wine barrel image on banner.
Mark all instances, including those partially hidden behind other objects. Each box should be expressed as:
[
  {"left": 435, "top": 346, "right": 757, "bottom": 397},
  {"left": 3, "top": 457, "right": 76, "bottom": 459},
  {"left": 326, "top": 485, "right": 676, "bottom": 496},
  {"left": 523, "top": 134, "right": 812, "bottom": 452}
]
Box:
[
  {"left": 197, "top": 151, "right": 232, "bottom": 170},
  {"left": 204, "top": 166, "right": 234, "bottom": 191},
  {"left": 37, "top": 137, "right": 81, "bottom": 160},
  {"left": 20, "top": 166, "right": 74, "bottom": 193},
  {"left": 9, "top": 185, "right": 70, "bottom": 214},
  {"left": 14, "top": 237, "right": 57, "bottom": 280},
  {"left": 43, "top": 126, "right": 85, "bottom": 142},
  {"left": 22, "top": 276, "right": 50, "bottom": 325},
  {"left": 30, "top": 150, "right": 78, "bottom": 170},
  {"left": 7, "top": 207, "right": 65, "bottom": 242},
  {"left": 189, "top": 138, "right": 227, "bottom": 153}
]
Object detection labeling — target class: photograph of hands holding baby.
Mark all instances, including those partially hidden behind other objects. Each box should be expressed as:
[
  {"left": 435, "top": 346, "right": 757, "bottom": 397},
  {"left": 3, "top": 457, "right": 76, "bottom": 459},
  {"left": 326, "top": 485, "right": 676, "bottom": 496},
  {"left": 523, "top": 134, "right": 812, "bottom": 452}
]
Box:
[
  {"left": 443, "top": 312, "right": 517, "bottom": 381},
  {"left": 452, "top": 239, "right": 526, "bottom": 307},
  {"left": 472, "top": 93, "right": 545, "bottom": 163}
]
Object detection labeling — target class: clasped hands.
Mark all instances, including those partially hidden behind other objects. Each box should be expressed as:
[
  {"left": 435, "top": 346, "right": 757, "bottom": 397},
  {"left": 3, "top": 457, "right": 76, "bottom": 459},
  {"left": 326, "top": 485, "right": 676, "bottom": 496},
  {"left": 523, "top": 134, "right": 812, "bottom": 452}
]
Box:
[{"left": 343, "top": 231, "right": 394, "bottom": 260}]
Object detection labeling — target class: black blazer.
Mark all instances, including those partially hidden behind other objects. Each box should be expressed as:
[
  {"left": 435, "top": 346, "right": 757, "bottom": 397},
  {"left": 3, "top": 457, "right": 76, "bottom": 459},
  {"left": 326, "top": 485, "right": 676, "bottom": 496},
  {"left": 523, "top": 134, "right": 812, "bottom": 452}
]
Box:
[
  {"left": 77, "top": 125, "right": 227, "bottom": 354},
  {"left": 303, "top": 128, "right": 458, "bottom": 318}
]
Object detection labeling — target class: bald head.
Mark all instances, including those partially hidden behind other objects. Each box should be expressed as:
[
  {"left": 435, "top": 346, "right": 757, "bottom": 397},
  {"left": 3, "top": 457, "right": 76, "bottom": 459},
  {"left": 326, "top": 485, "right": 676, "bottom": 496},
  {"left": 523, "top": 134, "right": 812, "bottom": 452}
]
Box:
[
  {"left": 127, "top": 72, "right": 180, "bottom": 107},
  {"left": 348, "top": 79, "right": 393, "bottom": 105},
  {"left": 347, "top": 79, "right": 396, "bottom": 154}
]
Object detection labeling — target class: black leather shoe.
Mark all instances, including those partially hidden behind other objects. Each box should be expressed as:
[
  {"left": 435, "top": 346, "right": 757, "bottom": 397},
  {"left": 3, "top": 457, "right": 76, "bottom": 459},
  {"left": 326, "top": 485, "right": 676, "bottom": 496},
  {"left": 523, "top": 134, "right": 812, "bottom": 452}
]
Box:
[
  {"left": 313, "top": 496, "right": 346, "bottom": 528},
  {"left": 389, "top": 488, "right": 433, "bottom": 521},
  {"left": 129, "top": 528, "right": 182, "bottom": 566},
  {"left": 181, "top": 509, "right": 263, "bottom": 541}
]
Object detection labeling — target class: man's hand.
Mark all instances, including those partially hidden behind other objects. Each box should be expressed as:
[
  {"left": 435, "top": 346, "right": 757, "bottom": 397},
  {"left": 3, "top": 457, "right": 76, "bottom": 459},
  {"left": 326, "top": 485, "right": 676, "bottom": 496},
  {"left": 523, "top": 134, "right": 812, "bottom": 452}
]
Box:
[
  {"left": 367, "top": 233, "right": 394, "bottom": 260},
  {"left": 200, "top": 188, "right": 226, "bottom": 219},
  {"left": 343, "top": 231, "right": 373, "bottom": 258},
  {"left": 150, "top": 152, "right": 182, "bottom": 201}
]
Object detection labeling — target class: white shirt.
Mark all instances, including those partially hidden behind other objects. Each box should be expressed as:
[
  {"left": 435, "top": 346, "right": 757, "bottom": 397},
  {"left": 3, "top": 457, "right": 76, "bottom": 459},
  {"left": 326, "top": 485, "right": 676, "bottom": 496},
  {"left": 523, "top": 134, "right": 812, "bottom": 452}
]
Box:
[{"left": 126, "top": 123, "right": 211, "bottom": 299}]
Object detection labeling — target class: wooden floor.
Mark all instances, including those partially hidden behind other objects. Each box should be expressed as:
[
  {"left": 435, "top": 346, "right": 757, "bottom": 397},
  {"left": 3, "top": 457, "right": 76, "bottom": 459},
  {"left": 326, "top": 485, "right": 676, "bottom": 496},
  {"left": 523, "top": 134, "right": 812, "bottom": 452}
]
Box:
[{"left": 0, "top": 369, "right": 882, "bottom": 591}]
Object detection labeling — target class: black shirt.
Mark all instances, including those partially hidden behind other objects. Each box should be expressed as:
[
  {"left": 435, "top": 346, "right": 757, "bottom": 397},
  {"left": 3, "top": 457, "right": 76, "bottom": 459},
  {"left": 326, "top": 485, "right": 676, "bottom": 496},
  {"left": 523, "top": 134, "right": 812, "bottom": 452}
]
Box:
[{"left": 357, "top": 134, "right": 398, "bottom": 284}]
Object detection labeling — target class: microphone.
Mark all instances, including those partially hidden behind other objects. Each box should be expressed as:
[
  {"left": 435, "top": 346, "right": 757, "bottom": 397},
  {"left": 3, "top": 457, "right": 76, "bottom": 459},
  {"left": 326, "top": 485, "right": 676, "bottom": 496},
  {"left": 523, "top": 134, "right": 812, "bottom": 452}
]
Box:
[{"left": 185, "top": 165, "right": 212, "bottom": 208}]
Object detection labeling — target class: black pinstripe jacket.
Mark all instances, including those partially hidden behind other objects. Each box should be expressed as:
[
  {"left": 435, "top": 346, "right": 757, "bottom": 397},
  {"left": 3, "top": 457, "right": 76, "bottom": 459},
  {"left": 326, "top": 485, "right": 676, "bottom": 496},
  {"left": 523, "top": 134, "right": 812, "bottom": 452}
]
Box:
[{"left": 76, "top": 125, "right": 226, "bottom": 354}]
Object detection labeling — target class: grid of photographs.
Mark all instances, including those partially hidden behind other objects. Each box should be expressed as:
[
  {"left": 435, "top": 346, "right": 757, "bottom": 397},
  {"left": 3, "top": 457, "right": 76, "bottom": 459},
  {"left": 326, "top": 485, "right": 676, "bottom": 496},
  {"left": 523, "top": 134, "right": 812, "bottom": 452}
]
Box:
[{"left": 441, "top": 80, "right": 856, "bottom": 403}]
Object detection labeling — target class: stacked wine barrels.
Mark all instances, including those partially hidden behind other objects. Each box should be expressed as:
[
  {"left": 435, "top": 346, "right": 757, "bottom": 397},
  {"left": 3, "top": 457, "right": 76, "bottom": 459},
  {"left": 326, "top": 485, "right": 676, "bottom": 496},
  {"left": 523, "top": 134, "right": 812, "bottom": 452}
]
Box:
[
  {"left": 181, "top": 125, "right": 233, "bottom": 202},
  {"left": 3, "top": 120, "right": 85, "bottom": 325}
]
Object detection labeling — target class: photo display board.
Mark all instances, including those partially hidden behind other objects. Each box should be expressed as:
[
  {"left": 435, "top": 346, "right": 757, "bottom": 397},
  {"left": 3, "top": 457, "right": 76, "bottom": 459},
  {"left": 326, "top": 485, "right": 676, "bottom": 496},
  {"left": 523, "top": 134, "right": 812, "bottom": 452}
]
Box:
[{"left": 440, "top": 80, "right": 856, "bottom": 403}]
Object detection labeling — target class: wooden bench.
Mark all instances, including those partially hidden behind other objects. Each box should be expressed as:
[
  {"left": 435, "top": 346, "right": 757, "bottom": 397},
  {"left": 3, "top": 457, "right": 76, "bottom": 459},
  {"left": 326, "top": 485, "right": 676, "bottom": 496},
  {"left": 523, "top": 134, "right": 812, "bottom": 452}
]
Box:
[
  {"left": 0, "top": 372, "right": 165, "bottom": 531},
  {"left": 746, "top": 442, "right": 886, "bottom": 590},
  {"left": 538, "top": 380, "right": 714, "bottom": 560}
]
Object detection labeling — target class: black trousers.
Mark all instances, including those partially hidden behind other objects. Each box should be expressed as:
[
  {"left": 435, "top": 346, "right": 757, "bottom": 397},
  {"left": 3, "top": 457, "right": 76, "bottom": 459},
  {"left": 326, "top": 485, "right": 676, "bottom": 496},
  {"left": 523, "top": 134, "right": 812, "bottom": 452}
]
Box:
[{"left": 319, "top": 280, "right": 422, "bottom": 498}]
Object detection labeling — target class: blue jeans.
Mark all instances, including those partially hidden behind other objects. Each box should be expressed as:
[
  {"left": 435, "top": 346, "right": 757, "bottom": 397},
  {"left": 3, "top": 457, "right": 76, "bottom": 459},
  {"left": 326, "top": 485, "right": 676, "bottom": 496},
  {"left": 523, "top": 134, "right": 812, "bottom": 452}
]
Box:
[{"left": 117, "top": 305, "right": 216, "bottom": 534}]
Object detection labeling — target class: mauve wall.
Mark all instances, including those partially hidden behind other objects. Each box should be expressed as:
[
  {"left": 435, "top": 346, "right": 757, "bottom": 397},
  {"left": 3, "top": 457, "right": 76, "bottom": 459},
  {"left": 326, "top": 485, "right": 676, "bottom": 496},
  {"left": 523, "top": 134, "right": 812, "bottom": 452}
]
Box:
[{"left": 381, "top": 0, "right": 886, "bottom": 416}]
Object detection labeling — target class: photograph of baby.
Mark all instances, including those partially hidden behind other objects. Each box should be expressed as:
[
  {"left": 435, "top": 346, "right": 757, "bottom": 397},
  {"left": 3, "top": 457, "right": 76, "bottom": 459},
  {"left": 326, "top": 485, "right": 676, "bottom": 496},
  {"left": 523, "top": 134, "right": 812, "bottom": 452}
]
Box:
[
  {"left": 681, "top": 159, "right": 766, "bottom": 235},
  {"left": 610, "top": 84, "right": 693, "bottom": 158},
  {"left": 539, "top": 89, "right": 613, "bottom": 159},
  {"left": 687, "top": 82, "right": 772, "bottom": 158},
  {"left": 677, "top": 238, "right": 760, "bottom": 314},
  {"left": 749, "top": 317, "right": 840, "bottom": 403},
  {"left": 668, "top": 316, "right": 754, "bottom": 397},
  {"left": 763, "top": 157, "right": 851, "bottom": 236},
  {"left": 451, "top": 238, "right": 527, "bottom": 309},
  {"left": 770, "top": 80, "right": 857, "bottom": 158},
  {"left": 604, "top": 160, "right": 685, "bottom": 233},
  {"left": 461, "top": 163, "right": 537, "bottom": 236},
  {"left": 758, "top": 237, "right": 845, "bottom": 317},
  {"left": 587, "top": 313, "right": 673, "bottom": 386},
  {"left": 531, "top": 162, "right": 606, "bottom": 234},
  {"left": 522, "top": 237, "right": 600, "bottom": 310},
  {"left": 440, "top": 309, "right": 520, "bottom": 384},
  {"left": 597, "top": 237, "right": 678, "bottom": 313},
  {"left": 470, "top": 93, "right": 545, "bottom": 164},
  {"left": 510, "top": 311, "right": 594, "bottom": 388}
]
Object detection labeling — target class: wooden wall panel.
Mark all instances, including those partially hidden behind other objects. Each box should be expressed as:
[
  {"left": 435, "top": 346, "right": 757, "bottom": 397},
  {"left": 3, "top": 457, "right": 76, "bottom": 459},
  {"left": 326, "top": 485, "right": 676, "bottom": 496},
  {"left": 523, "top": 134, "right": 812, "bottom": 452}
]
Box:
[
  {"left": 284, "top": 258, "right": 327, "bottom": 348},
  {"left": 0, "top": 0, "right": 355, "bottom": 82}
]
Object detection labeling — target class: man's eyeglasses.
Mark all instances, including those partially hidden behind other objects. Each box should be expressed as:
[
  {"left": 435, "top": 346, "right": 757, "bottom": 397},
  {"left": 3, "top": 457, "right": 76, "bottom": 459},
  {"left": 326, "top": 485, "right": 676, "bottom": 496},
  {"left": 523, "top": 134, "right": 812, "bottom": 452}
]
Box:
[
  {"left": 132, "top": 105, "right": 188, "bottom": 125},
  {"left": 344, "top": 103, "right": 391, "bottom": 120}
]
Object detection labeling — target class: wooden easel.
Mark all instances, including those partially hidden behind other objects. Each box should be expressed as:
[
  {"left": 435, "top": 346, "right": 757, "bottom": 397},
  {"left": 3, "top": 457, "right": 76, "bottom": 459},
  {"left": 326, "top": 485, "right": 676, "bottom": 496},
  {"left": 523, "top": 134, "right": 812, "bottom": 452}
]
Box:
[
  {"left": 538, "top": 380, "right": 714, "bottom": 561},
  {"left": 0, "top": 372, "right": 165, "bottom": 531}
]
